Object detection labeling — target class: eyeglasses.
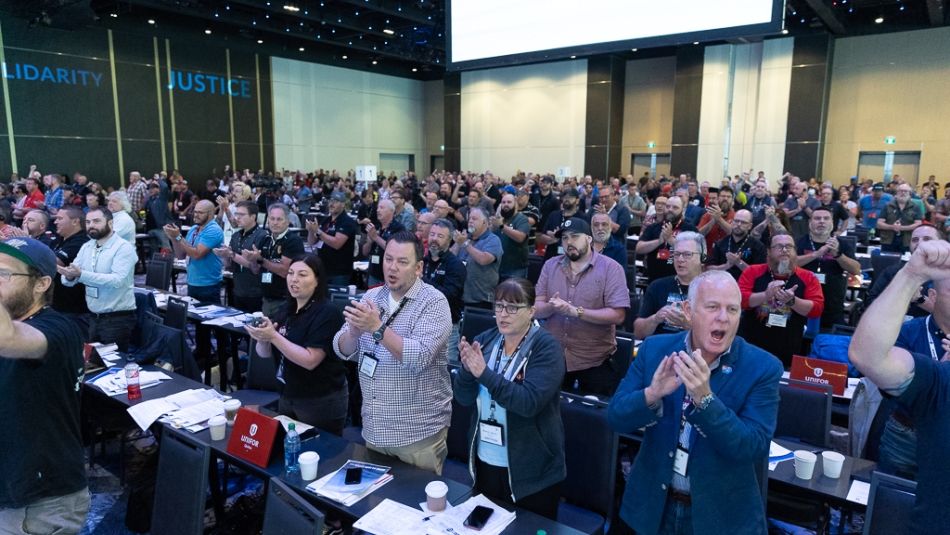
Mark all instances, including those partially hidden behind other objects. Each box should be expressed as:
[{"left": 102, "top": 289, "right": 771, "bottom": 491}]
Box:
[
  {"left": 671, "top": 251, "right": 697, "bottom": 260},
  {"left": 770, "top": 244, "right": 795, "bottom": 251},
  {"left": 0, "top": 268, "right": 33, "bottom": 282},
  {"left": 493, "top": 302, "right": 529, "bottom": 315}
]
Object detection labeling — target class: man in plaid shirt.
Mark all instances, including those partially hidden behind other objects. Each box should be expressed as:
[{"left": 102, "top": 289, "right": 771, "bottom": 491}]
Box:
[
  {"left": 334, "top": 231, "right": 453, "bottom": 474},
  {"left": 126, "top": 171, "right": 148, "bottom": 213}
]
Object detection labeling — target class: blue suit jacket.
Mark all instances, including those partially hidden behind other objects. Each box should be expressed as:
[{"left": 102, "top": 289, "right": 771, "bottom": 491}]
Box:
[{"left": 608, "top": 333, "right": 783, "bottom": 535}]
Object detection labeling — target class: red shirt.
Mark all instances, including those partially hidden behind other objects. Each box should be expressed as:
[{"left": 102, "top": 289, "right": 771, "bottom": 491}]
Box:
[
  {"left": 738, "top": 264, "right": 824, "bottom": 318},
  {"left": 698, "top": 209, "right": 735, "bottom": 251},
  {"left": 24, "top": 189, "right": 44, "bottom": 209}
]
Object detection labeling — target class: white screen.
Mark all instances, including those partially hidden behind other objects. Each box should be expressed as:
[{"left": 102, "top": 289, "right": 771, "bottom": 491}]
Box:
[{"left": 450, "top": 0, "right": 777, "bottom": 65}]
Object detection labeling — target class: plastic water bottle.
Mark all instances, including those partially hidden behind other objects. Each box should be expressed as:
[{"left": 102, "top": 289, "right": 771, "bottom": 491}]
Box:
[
  {"left": 125, "top": 359, "right": 142, "bottom": 401},
  {"left": 284, "top": 423, "right": 300, "bottom": 474}
]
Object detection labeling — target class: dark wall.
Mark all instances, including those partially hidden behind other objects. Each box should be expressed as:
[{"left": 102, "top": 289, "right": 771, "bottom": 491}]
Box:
[{"left": 0, "top": 15, "right": 274, "bottom": 188}]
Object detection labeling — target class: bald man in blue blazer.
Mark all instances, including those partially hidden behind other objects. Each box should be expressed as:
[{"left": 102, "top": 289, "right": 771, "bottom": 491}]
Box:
[{"left": 608, "top": 271, "right": 782, "bottom": 535}]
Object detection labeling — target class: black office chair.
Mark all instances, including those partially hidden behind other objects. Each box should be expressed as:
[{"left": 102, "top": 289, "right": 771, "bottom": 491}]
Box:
[
  {"left": 870, "top": 252, "right": 903, "bottom": 283},
  {"left": 164, "top": 297, "right": 189, "bottom": 331},
  {"left": 775, "top": 378, "right": 833, "bottom": 447},
  {"left": 145, "top": 260, "right": 171, "bottom": 291},
  {"left": 623, "top": 292, "right": 640, "bottom": 333},
  {"left": 830, "top": 324, "right": 856, "bottom": 336},
  {"left": 461, "top": 306, "right": 496, "bottom": 341},
  {"left": 863, "top": 471, "right": 917, "bottom": 535},
  {"left": 527, "top": 254, "right": 545, "bottom": 285},
  {"left": 838, "top": 235, "right": 857, "bottom": 255},
  {"left": 557, "top": 395, "right": 618, "bottom": 535},
  {"left": 245, "top": 342, "right": 283, "bottom": 397},
  {"left": 608, "top": 332, "right": 636, "bottom": 390},
  {"left": 262, "top": 477, "right": 326, "bottom": 535},
  {"left": 443, "top": 383, "right": 476, "bottom": 486},
  {"left": 151, "top": 428, "right": 210, "bottom": 535}
]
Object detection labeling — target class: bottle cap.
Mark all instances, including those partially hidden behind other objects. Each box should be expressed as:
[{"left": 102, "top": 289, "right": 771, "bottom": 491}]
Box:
[{"left": 288, "top": 423, "right": 295, "bottom": 431}]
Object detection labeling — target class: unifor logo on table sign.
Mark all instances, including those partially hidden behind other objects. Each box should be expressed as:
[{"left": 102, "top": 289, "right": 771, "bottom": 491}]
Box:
[
  {"left": 2, "top": 61, "right": 105, "bottom": 87},
  {"left": 167, "top": 69, "right": 252, "bottom": 98}
]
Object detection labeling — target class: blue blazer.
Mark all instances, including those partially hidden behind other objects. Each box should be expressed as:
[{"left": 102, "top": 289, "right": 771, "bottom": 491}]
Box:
[{"left": 608, "top": 333, "right": 783, "bottom": 535}]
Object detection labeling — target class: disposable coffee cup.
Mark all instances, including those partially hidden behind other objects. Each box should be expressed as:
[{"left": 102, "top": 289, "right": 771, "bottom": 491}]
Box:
[
  {"left": 299, "top": 451, "right": 320, "bottom": 481},
  {"left": 209, "top": 415, "right": 227, "bottom": 441},
  {"left": 425, "top": 481, "right": 449, "bottom": 512},
  {"left": 224, "top": 399, "right": 242, "bottom": 425},
  {"left": 348, "top": 284, "right": 357, "bottom": 296},
  {"left": 821, "top": 451, "right": 845, "bottom": 479},
  {"left": 794, "top": 450, "right": 817, "bottom": 479}
]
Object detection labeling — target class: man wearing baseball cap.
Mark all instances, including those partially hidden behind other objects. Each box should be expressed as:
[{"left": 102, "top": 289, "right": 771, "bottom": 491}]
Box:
[
  {"left": 0, "top": 237, "right": 89, "bottom": 532},
  {"left": 306, "top": 191, "right": 358, "bottom": 286},
  {"left": 534, "top": 217, "right": 630, "bottom": 395}
]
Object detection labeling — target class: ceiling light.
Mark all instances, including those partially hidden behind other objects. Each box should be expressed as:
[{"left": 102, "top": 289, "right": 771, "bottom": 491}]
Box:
[
  {"left": 693, "top": 41, "right": 699, "bottom": 45},
  {"left": 341, "top": 55, "right": 348, "bottom": 59},
  {"left": 298, "top": 47, "right": 305, "bottom": 51},
  {"left": 147, "top": 19, "right": 155, "bottom": 25},
  {"left": 570, "top": 55, "right": 576, "bottom": 59},
  {"left": 782, "top": 28, "right": 789, "bottom": 34},
  {"left": 383, "top": 28, "right": 395, "bottom": 35},
  {"left": 371, "top": 60, "right": 378, "bottom": 65},
  {"left": 631, "top": 48, "right": 637, "bottom": 52},
  {"left": 283, "top": 4, "right": 300, "bottom": 12},
  {"left": 412, "top": 68, "right": 418, "bottom": 72},
  {"left": 257, "top": 39, "right": 264, "bottom": 44},
  {"left": 109, "top": 12, "right": 118, "bottom": 18},
  {"left": 204, "top": 28, "right": 212, "bottom": 35},
  {"left": 875, "top": 16, "right": 884, "bottom": 23}
]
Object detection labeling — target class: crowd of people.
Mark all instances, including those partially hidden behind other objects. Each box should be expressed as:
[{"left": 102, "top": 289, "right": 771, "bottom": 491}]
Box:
[{"left": 1, "top": 163, "right": 948, "bottom": 534}]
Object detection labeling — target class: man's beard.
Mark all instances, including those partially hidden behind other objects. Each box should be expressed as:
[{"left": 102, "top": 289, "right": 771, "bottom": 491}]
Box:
[
  {"left": 500, "top": 207, "right": 514, "bottom": 219},
  {"left": 566, "top": 242, "right": 588, "bottom": 261},
  {"left": 775, "top": 259, "right": 792, "bottom": 276},
  {"left": 428, "top": 242, "right": 443, "bottom": 257},
  {"left": 2, "top": 285, "right": 35, "bottom": 320},
  {"left": 593, "top": 230, "right": 610, "bottom": 243},
  {"left": 665, "top": 212, "right": 681, "bottom": 224},
  {"left": 87, "top": 228, "right": 107, "bottom": 240}
]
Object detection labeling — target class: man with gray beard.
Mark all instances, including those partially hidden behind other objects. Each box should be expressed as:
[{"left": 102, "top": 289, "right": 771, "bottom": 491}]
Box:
[
  {"left": 423, "top": 219, "right": 466, "bottom": 363},
  {"left": 737, "top": 232, "right": 825, "bottom": 368},
  {"left": 590, "top": 211, "right": 627, "bottom": 269}
]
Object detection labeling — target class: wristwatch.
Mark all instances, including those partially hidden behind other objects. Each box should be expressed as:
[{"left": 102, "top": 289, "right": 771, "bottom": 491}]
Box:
[
  {"left": 695, "top": 392, "right": 715, "bottom": 411},
  {"left": 175, "top": 235, "right": 183, "bottom": 242},
  {"left": 372, "top": 324, "right": 387, "bottom": 342},
  {"left": 575, "top": 306, "right": 585, "bottom": 319}
]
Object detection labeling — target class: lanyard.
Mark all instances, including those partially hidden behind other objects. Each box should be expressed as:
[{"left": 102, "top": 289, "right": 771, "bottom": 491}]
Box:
[
  {"left": 486, "top": 328, "right": 532, "bottom": 420},
  {"left": 729, "top": 235, "right": 749, "bottom": 255},
  {"left": 374, "top": 295, "right": 409, "bottom": 350},
  {"left": 926, "top": 316, "right": 942, "bottom": 362},
  {"left": 189, "top": 224, "right": 206, "bottom": 247},
  {"left": 424, "top": 256, "right": 442, "bottom": 282}
]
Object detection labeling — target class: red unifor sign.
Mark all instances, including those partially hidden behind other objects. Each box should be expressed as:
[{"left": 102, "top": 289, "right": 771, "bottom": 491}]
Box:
[
  {"left": 789, "top": 355, "right": 848, "bottom": 396},
  {"left": 226, "top": 407, "right": 285, "bottom": 468}
]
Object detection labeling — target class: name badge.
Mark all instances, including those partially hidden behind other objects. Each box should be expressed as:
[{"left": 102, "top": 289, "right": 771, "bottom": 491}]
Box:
[
  {"left": 479, "top": 420, "right": 504, "bottom": 446},
  {"left": 815, "top": 272, "right": 827, "bottom": 284},
  {"left": 86, "top": 286, "right": 99, "bottom": 299},
  {"left": 767, "top": 313, "right": 789, "bottom": 328},
  {"left": 359, "top": 352, "right": 379, "bottom": 378},
  {"left": 557, "top": 246, "right": 565, "bottom": 255},
  {"left": 673, "top": 448, "right": 689, "bottom": 476},
  {"left": 261, "top": 272, "right": 273, "bottom": 284},
  {"left": 371, "top": 255, "right": 381, "bottom": 265}
]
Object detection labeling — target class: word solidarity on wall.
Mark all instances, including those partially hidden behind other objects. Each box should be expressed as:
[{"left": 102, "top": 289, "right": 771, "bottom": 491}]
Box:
[{"left": 2, "top": 62, "right": 105, "bottom": 87}]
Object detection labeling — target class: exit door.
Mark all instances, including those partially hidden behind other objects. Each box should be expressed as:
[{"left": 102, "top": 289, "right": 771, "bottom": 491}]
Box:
[{"left": 856, "top": 151, "right": 920, "bottom": 184}]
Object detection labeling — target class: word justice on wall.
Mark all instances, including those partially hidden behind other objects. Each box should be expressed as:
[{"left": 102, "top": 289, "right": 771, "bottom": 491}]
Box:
[{"left": 167, "top": 69, "right": 252, "bottom": 98}]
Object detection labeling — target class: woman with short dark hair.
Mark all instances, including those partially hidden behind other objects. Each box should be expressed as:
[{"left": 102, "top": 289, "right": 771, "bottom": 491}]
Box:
[
  {"left": 454, "top": 277, "right": 566, "bottom": 519},
  {"left": 245, "top": 254, "right": 348, "bottom": 434}
]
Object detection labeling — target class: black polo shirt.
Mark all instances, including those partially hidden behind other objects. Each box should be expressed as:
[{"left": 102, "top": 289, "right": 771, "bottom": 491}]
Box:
[
  {"left": 317, "top": 212, "right": 358, "bottom": 278},
  {"left": 708, "top": 234, "right": 767, "bottom": 280},
  {"left": 0, "top": 307, "right": 86, "bottom": 508},
  {"left": 423, "top": 250, "right": 467, "bottom": 324},
  {"left": 51, "top": 232, "right": 90, "bottom": 314},
  {"left": 796, "top": 234, "right": 856, "bottom": 327},
  {"left": 367, "top": 220, "right": 405, "bottom": 281},
  {"left": 639, "top": 218, "right": 698, "bottom": 283},
  {"left": 260, "top": 230, "right": 305, "bottom": 300},
  {"left": 638, "top": 275, "right": 690, "bottom": 335},
  {"left": 271, "top": 299, "right": 346, "bottom": 399},
  {"left": 228, "top": 225, "right": 269, "bottom": 299}
]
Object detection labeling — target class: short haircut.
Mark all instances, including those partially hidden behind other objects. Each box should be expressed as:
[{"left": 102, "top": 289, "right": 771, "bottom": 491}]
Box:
[
  {"left": 687, "top": 270, "right": 739, "bottom": 308},
  {"left": 386, "top": 230, "right": 423, "bottom": 262},
  {"left": 674, "top": 230, "right": 706, "bottom": 257},
  {"left": 469, "top": 206, "right": 490, "bottom": 221},
  {"left": 810, "top": 205, "right": 834, "bottom": 218},
  {"left": 60, "top": 205, "right": 85, "bottom": 230},
  {"left": 494, "top": 277, "right": 536, "bottom": 307},
  {"left": 26, "top": 209, "right": 49, "bottom": 228},
  {"left": 86, "top": 206, "right": 113, "bottom": 221},
  {"left": 0, "top": 200, "right": 12, "bottom": 223},
  {"left": 236, "top": 200, "right": 259, "bottom": 216},
  {"left": 561, "top": 188, "right": 580, "bottom": 200},
  {"left": 268, "top": 202, "right": 290, "bottom": 218},
  {"left": 431, "top": 218, "right": 455, "bottom": 234},
  {"left": 719, "top": 185, "right": 734, "bottom": 196}
]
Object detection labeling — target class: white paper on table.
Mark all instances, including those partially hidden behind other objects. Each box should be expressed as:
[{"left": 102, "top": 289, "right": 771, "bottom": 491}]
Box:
[
  {"left": 164, "top": 398, "right": 224, "bottom": 428},
  {"left": 127, "top": 398, "right": 179, "bottom": 430},
  {"left": 424, "top": 494, "right": 515, "bottom": 535},
  {"left": 274, "top": 415, "right": 314, "bottom": 435},
  {"left": 307, "top": 470, "right": 394, "bottom": 506},
  {"left": 769, "top": 441, "right": 793, "bottom": 458},
  {"left": 846, "top": 480, "right": 871, "bottom": 505},
  {"left": 418, "top": 501, "right": 455, "bottom": 515},
  {"left": 353, "top": 499, "right": 427, "bottom": 535}
]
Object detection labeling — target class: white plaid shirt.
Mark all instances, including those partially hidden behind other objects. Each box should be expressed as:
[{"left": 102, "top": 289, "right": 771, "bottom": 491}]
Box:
[{"left": 333, "top": 277, "right": 453, "bottom": 448}]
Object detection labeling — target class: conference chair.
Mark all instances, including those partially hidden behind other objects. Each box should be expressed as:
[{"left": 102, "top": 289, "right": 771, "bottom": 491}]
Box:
[
  {"left": 863, "top": 471, "right": 917, "bottom": 535},
  {"left": 145, "top": 260, "right": 171, "bottom": 291},
  {"left": 164, "top": 297, "right": 189, "bottom": 331},
  {"left": 870, "top": 251, "right": 902, "bottom": 283},
  {"left": 151, "top": 428, "right": 211, "bottom": 535},
  {"left": 242, "top": 343, "right": 281, "bottom": 408},
  {"left": 443, "top": 380, "right": 476, "bottom": 486},
  {"left": 623, "top": 292, "right": 640, "bottom": 333},
  {"left": 262, "top": 477, "right": 326, "bottom": 535},
  {"left": 527, "top": 254, "right": 545, "bottom": 284},
  {"left": 610, "top": 332, "right": 636, "bottom": 388},
  {"left": 461, "top": 306, "right": 496, "bottom": 341},
  {"left": 775, "top": 378, "right": 833, "bottom": 448},
  {"left": 558, "top": 394, "right": 618, "bottom": 535}
]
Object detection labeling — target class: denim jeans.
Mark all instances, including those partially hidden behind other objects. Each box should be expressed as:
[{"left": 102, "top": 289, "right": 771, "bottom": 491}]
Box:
[{"left": 878, "top": 416, "right": 919, "bottom": 479}]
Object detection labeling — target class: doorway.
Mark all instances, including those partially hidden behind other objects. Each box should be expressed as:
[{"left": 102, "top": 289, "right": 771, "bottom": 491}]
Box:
[
  {"left": 632, "top": 153, "right": 671, "bottom": 179},
  {"left": 430, "top": 155, "right": 444, "bottom": 175},
  {"left": 379, "top": 153, "right": 415, "bottom": 177},
  {"left": 856, "top": 151, "right": 921, "bottom": 184}
]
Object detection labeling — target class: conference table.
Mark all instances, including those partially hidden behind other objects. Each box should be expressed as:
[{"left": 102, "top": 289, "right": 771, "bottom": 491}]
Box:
[{"left": 84, "top": 368, "right": 583, "bottom": 534}]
